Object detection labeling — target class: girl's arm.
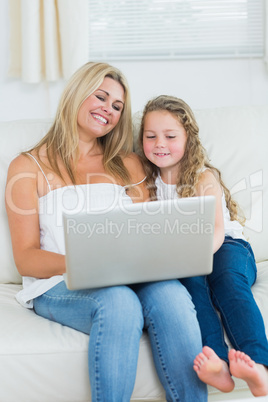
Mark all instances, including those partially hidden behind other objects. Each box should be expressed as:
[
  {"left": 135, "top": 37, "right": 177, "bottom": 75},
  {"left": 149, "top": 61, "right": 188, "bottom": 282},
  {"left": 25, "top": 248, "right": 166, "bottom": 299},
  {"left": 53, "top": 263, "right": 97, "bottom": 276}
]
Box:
[
  {"left": 195, "top": 170, "right": 225, "bottom": 253},
  {"left": 5, "top": 155, "right": 66, "bottom": 278},
  {"left": 123, "top": 153, "right": 150, "bottom": 202}
]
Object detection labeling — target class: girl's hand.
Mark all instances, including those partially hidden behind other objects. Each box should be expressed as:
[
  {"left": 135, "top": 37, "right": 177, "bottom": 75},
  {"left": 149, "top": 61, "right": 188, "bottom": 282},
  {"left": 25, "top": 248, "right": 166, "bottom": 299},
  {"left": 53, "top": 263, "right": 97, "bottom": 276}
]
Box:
[{"left": 123, "top": 153, "right": 150, "bottom": 203}]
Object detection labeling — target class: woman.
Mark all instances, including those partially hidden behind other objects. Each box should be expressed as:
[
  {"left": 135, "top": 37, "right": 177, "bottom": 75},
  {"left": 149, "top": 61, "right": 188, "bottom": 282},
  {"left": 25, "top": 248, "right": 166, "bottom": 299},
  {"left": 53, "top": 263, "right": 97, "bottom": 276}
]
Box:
[{"left": 5, "top": 62, "right": 207, "bottom": 401}]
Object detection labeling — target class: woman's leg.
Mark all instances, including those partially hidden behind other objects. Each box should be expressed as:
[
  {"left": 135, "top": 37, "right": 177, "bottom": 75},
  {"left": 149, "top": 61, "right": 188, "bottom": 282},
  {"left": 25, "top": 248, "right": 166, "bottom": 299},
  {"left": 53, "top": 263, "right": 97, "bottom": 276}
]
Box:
[
  {"left": 132, "top": 280, "right": 208, "bottom": 402},
  {"left": 34, "top": 281, "right": 144, "bottom": 402}
]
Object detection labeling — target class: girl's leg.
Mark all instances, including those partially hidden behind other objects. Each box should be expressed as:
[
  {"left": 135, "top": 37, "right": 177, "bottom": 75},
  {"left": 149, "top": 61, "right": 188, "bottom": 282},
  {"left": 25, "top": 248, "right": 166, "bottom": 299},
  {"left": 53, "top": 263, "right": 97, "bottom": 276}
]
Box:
[
  {"left": 209, "top": 238, "right": 268, "bottom": 396},
  {"left": 209, "top": 238, "right": 268, "bottom": 365},
  {"left": 228, "top": 349, "right": 268, "bottom": 396},
  {"left": 181, "top": 275, "right": 228, "bottom": 362},
  {"left": 34, "top": 281, "right": 144, "bottom": 402},
  {"left": 132, "top": 280, "right": 208, "bottom": 402},
  {"left": 180, "top": 276, "right": 234, "bottom": 393},
  {"left": 192, "top": 346, "right": 234, "bottom": 392}
]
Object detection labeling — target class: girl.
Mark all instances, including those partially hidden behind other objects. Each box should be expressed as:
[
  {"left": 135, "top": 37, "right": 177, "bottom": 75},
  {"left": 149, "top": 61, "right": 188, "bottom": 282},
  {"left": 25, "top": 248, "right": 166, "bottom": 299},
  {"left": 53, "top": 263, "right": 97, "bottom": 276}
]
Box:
[
  {"left": 5, "top": 65, "right": 207, "bottom": 402},
  {"left": 138, "top": 94, "right": 268, "bottom": 397}
]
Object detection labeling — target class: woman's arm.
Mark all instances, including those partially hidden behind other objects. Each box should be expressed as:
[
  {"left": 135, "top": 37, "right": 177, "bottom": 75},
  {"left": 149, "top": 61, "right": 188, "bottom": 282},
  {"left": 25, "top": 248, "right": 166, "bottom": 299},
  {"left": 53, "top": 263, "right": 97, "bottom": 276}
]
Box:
[
  {"left": 195, "top": 170, "right": 225, "bottom": 253},
  {"left": 5, "top": 155, "right": 66, "bottom": 278}
]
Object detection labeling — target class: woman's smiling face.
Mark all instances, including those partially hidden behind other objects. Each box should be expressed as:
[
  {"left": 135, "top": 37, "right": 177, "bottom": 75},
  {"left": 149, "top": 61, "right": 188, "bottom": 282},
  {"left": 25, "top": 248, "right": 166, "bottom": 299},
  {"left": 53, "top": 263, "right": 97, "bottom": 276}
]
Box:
[{"left": 77, "top": 77, "right": 125, "bottom": 141}]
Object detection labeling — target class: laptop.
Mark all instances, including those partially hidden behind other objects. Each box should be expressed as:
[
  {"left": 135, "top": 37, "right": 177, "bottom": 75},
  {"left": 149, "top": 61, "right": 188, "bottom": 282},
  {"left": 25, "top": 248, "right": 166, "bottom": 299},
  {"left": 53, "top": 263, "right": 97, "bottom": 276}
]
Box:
[{"left": 63, "top": 196, "right": 215, "bottom": 290}]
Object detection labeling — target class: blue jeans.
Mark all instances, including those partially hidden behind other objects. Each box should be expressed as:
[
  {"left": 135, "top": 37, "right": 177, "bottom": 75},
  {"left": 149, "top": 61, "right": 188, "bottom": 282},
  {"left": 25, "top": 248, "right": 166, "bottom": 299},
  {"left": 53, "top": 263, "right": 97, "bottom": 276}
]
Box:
[
  {"left": 181, "top": 236, "right": 268, "bottom": 365},
  {"left": 34, "top": 279, "right": 207, "bottom": 402}
]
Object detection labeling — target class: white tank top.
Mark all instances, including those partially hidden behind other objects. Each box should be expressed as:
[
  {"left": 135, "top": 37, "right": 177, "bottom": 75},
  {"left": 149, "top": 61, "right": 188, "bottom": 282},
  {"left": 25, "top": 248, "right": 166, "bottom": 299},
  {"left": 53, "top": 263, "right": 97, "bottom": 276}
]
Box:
[
  {"left": 16, "top": 154, "right": 145, "bottom": 308},
  {"left": 155, "top": 174, "right": 246, "bottom": 241}
]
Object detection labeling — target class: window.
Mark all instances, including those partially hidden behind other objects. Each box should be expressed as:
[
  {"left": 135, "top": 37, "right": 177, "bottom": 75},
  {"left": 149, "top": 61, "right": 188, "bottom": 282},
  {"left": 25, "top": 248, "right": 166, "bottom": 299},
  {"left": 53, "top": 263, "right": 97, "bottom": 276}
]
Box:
[{"left": 88, "top": 0, "right": 264, "bottom": 60}]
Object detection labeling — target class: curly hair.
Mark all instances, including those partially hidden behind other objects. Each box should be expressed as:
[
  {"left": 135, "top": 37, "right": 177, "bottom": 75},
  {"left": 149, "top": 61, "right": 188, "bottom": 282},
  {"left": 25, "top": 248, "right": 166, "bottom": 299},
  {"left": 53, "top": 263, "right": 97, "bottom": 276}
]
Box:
[{"left": 138, "top": 95, "right": 244, "bottom": 224}]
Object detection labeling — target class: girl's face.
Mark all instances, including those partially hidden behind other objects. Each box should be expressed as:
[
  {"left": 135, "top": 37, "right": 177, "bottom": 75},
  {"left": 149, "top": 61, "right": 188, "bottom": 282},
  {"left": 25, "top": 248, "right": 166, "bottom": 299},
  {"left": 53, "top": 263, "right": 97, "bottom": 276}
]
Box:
[
  {"left": 143, "top": 110, "right": 187, "bottom": 180},
  {"left": 77, "top": 77, "right": 125, "bottom": 141}
]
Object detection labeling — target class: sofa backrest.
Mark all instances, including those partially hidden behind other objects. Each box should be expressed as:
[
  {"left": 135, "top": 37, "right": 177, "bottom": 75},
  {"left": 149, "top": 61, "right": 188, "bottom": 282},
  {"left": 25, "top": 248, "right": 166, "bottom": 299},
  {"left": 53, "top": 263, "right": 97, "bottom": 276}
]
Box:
[
  {"left": 1, "top": 106, "right": 268, "bottom": 284},
  {"left": 196, "top": 106, "right": 268, "bottom": 263}
]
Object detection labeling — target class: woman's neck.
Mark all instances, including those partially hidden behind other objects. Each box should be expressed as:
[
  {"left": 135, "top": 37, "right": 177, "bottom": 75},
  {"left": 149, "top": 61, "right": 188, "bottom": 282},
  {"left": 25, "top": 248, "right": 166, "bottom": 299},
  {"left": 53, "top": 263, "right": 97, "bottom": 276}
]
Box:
[{"left": 78, "top": 138, "right": 103, "bottom": 159}]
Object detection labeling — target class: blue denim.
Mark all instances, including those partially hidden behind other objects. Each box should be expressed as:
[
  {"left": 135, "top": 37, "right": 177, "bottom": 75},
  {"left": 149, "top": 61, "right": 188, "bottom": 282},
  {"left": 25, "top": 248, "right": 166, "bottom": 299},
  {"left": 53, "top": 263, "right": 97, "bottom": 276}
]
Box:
[
  {"left": 181, "top": 236, "right": 268, "bottom": 366},
  {"left": 34, "top": 279, "right": 207, "bottom": 402}
]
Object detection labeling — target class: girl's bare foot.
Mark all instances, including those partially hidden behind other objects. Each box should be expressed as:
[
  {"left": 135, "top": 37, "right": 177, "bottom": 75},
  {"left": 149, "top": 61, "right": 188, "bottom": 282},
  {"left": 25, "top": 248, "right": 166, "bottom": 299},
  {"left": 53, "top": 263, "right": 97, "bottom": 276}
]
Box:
[
  {"left": 229, "top": 349, "right": 268, "bottom": 397},
  {"left": 193, "top": 346, "right": 235, "bottom": 392}
]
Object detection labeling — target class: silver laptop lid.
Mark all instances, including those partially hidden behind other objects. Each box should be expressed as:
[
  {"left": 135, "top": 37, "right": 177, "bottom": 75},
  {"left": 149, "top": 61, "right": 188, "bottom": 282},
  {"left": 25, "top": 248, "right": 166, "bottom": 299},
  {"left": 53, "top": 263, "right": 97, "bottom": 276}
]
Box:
[{"left": 63, "top": 196, "right": 215, "bottom": 290}]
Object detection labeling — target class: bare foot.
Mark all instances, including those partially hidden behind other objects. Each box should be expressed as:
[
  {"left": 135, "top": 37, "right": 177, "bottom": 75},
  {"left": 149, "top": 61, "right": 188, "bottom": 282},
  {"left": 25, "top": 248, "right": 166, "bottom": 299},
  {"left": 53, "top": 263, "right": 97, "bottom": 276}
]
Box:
[
  {"left": 229, "top": 349, "right": 268, "bottom": 397},
  {"left": 193, "top": 346, "right": 235, "bottom": 392}
]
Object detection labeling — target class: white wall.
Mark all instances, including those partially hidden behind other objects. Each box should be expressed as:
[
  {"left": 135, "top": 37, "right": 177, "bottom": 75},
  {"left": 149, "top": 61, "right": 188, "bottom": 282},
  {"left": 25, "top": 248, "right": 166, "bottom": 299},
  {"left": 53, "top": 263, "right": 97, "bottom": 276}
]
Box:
[{"left": 1, "top": 0, "right": 268, "bottom": 122}]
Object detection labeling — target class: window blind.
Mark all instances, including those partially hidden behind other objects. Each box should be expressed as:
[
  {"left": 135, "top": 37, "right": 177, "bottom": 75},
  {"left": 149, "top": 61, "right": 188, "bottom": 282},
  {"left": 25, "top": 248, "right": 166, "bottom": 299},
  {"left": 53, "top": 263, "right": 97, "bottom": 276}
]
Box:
[{"left": 88, "top": 0, "right": 264, "bottom": 60}]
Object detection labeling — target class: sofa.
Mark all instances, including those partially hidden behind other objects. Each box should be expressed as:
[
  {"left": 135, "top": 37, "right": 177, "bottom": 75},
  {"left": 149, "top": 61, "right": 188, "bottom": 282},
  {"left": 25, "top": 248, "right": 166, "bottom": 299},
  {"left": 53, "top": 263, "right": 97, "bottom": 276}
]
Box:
[{"left": 0, "top": 105, "right": 268, "bottom": 402}]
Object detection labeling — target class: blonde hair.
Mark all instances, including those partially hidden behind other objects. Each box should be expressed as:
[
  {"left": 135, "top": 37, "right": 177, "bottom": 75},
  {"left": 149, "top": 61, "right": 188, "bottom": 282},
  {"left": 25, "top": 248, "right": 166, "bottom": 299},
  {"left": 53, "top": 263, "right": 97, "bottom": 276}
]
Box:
[
  {"left": 25, "top": 62, "right": 133, "bottom": 185},
  {"left": 138, "top": 95, "right": 244, "bottom": 224}
]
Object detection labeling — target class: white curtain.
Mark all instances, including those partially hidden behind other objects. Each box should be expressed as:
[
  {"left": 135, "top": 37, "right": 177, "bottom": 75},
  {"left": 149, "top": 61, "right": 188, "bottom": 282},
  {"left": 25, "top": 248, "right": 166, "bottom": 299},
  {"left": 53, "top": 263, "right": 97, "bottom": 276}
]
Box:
[{"left": 8, "top": 0, "right": 88, "bottom": 83}]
